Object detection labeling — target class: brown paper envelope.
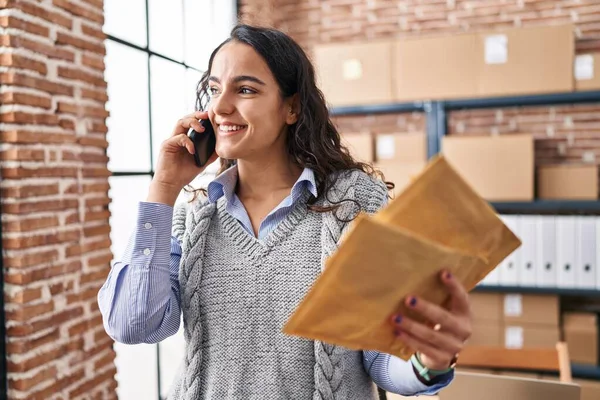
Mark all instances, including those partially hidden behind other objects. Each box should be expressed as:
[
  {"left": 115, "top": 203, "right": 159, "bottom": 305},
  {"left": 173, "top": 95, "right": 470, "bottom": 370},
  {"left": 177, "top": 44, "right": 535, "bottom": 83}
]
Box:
[
  {"left": 283, "top": 214, "right": 488, "bottom": 360},
  {"left": 375, "top": 155, "right": 522, "bottom": 287},
  {"left": 284, "top": 155, "right": 521, "bottom": 359}
]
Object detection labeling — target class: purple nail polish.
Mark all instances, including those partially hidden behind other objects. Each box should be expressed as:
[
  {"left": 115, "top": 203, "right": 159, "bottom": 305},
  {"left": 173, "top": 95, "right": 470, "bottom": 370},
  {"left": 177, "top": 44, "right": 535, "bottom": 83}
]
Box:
[
  {"left": 409, "top": 297, "right": 417, "bottom": 307},
  {"left": 395, "top": 315, "right": 402, "bottom": 324},
  {"left": 395, "top": 329, "right": 402, "bottom": 337},
  {"left": 445, "top": 271, "right": 452, "bottom": 280}
]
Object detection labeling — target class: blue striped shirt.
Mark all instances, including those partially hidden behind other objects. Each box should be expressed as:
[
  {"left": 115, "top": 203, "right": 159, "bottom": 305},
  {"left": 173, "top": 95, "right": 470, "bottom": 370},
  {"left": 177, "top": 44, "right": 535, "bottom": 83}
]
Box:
[{"left": 97, "top": 165, "right": 452, "bottom": 396}]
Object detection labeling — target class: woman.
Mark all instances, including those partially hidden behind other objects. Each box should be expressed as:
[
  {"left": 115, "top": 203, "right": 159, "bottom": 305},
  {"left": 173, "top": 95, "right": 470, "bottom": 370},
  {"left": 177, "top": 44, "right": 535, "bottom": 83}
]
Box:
[{"left": 98, "top": 24, "right": 472, "bottom": 399}]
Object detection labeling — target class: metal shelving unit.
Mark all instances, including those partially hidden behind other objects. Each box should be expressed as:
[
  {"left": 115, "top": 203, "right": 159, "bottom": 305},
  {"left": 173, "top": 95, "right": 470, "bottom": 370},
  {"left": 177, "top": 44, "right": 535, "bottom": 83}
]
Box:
[
  {"left": 474, "top": 285, "right": 600, "bottom": 297},
  {"left": 330, "top": 90, "right": 600, "bottom": 214},
  {"left": 490, "top": 200, "right": 600, "bottom": 215},
  {"left": 333, "top": 93, "right": 600, "bottom": 384}
]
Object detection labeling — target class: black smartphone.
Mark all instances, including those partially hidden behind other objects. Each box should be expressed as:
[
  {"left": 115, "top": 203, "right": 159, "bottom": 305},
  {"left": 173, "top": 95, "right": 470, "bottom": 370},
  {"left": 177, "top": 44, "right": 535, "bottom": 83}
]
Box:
[{"left": 188, "top": 119, "right": 216, "bottom": 168}]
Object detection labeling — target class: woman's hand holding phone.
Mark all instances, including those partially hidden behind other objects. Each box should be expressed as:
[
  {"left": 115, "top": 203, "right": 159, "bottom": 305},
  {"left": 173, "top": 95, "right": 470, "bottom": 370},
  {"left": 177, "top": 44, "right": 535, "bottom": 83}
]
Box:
[{"left": 147, "top": 111, "right": 218, "bottom": 206}]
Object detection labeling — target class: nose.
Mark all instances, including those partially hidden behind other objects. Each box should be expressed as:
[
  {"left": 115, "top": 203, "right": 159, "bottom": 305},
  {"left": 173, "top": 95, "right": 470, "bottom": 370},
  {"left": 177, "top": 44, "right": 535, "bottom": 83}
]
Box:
[{"left": 211, "top": 89, "right": 235, "bottom": 116}]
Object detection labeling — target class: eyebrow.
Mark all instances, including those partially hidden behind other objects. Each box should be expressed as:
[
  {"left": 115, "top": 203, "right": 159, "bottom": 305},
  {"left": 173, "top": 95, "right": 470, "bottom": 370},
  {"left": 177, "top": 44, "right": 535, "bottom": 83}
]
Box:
[{"left": 208, "top": 75, "right": 266, "bottom": 86}]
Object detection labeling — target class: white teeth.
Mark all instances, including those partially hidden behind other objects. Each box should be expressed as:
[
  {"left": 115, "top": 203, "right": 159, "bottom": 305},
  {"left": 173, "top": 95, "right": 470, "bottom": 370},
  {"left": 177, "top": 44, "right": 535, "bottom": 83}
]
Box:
[{"left": 219, "top": 125, "right": 245, "bottom": 132}]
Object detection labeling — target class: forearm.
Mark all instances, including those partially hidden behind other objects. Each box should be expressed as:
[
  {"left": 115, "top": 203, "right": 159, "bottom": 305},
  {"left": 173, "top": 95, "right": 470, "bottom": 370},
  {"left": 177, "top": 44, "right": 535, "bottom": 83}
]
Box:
[{"left": 98, "top": 202, "right": 182, "bottom": 344}]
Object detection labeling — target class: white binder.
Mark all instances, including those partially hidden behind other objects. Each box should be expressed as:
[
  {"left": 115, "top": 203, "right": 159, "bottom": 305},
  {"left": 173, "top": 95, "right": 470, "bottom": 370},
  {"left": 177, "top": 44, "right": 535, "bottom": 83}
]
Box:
[
  {"left": 535, "top": 216, "right": 557, "bottom": 287},
  {"left": 499, "top": 215, "right": 520, "bottom": 286},
  {"left": 556, "top": 216, "right": 577, "bottom": 288},
  {"left": 481, "top": 261, "right": 501, "bottom": 286},
  {"left": 576, "top": 216, "right": 596, "bottom": 289},
  {"left": 518, "top": 216, "right": 537, "bottom": 287}
]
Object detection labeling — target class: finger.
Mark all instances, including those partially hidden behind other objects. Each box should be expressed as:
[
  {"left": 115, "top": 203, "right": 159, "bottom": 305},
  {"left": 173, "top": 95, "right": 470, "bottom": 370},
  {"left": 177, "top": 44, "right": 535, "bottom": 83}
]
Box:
[
  {"left": 440, "top": 270, "right": 471, "bottom": 316},
  {"left": 404, "top": 295, "right": 471, "bottom": 341},
  {"left": 166, "top": 133, "right": 195, "bottom": 155},
  {"left": 172, "top": 114, "right": 207, "bottom": 136},
  {"left": 391, "top": 314, "right": 463, "bottom": 355},
  {"left": 394, "top": 329, "right": 453, "bottom": 367}
]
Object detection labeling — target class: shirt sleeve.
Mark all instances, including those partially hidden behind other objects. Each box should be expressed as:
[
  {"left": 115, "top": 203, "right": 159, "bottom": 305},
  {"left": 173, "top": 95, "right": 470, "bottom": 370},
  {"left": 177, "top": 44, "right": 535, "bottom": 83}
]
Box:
[
  {"left": 97, "top": 201, "right": 183, "bottom": 344},
  {"left": 363, "top": 350, "right": 454, "bottom": 396}
]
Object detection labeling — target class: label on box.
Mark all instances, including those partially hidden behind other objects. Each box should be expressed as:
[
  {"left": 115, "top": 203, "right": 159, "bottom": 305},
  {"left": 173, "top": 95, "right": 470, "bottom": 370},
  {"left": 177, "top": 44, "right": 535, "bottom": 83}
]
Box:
[
  {"left": 575, "top": 54, "right": 594, "bottom": 80},
  {"left": 485, "top": 34, "right": 508, "bottom": 64},
  {"left": 376, "top": 134, "right": 396, "bottom": 160},
  {"left": 505, "top": 326, "right": 524, "bottom": 349},
  {"left": 342, "top": 59, "right": 363, "bottom": 80},
  {"left": 504, "top": 294, "right": 522, "bottom": 317}
]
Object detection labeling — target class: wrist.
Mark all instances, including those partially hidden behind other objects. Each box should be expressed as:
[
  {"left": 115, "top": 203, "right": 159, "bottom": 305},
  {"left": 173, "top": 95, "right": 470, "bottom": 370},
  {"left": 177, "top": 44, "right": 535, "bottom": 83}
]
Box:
[
  {"left": 410, "top": 353, "right": 456, "bottom": 384},
  {"left": 147, "top": 180, "right": 182, "bottom": 206}
]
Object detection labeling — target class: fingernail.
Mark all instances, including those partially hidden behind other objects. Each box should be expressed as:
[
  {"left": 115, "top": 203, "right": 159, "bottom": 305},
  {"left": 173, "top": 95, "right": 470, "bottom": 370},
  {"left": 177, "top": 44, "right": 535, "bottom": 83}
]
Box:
[
  {"left": 394, "top": 329, "right": 402, "bottom": 337},
  {"left": 394, "top": 315, "right": 402, "bottom": 324},
  {"left": 445, "top": 271, "right": 452, "bottom": 280},
  {"left": 409, "top": 297, "right": 417, "bottom": 307}
]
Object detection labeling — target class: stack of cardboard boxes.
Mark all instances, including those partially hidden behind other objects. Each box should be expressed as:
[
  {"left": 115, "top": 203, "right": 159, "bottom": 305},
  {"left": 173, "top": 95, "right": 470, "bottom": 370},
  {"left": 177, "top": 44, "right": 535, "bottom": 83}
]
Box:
[
  {"left": 462, "top": 293, "right": 600, "bottom": 399},
  {"left": 468, "top": 292, "right": 561, "bottom": 350},
  {"left": 315, "top": 24, "right": 598, "bottom": 107},
  {"left": 320, "top": 24, "right": 599, "bottom": 203},
  {"left": 340, "top": 131, "right": 427, "bottom": 196}
]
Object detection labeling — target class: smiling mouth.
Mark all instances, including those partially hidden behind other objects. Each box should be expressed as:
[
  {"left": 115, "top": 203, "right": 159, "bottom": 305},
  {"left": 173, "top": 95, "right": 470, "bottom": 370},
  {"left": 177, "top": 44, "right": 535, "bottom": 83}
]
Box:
[{"left": 218, "top": 124, "right": 247, "bottom": 134}]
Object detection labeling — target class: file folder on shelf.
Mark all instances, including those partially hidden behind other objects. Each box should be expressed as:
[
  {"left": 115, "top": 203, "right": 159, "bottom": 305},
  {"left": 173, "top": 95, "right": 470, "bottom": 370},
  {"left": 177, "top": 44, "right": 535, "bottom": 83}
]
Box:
[{"left": 556, "top": 216, "right": 577, "bottom": 288}]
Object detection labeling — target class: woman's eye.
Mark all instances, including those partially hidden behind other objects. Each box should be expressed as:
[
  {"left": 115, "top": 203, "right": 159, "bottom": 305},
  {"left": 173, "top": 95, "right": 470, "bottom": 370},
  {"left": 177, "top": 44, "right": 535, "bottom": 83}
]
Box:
[
  {"left": 208, "top": 87, "right": 219, "bottom": 96},
  {"left": 240, "top": 87, "right": 256, "bottom": 95}
]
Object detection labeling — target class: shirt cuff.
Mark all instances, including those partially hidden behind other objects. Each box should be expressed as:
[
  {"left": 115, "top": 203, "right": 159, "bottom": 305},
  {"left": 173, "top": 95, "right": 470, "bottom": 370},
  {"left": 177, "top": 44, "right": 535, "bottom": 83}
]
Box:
[
  {"left": 389, "top": 355, "right": 454, "bottom": 395},
  {"left": 131, "top": 202, "right": 174, "bottom": 269}
]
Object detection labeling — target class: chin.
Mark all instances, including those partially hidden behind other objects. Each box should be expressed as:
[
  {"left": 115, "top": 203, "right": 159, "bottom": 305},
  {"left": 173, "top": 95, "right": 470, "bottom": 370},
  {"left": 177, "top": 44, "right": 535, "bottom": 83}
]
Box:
[{"left": 215, "top": 144, "right": 242, "bottom": 161}]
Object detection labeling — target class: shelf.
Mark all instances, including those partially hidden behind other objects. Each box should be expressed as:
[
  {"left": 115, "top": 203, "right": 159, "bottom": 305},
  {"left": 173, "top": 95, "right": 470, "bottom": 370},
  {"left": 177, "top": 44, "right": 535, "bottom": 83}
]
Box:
[
  {"left": 474, "top": 285, "right": 600, "bottom": 297},
  {"left": 329, "top": 101, "right": 425, "bottom": 116},
  {"left": 445, "top": 90, "right": 600, "bottom": 110},
  {"left": 329, "top": 90, "right": 600, "bottom": 116},
  {"left": 490, "top": 200, "right": 600, "bottom": 215}
]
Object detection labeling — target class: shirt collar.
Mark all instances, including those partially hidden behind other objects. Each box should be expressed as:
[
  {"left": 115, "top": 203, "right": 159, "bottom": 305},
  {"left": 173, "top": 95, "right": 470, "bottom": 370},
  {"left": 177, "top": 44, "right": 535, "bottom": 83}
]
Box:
[{"left": 207, "top": 164, "right": 318, "bottom": 204}]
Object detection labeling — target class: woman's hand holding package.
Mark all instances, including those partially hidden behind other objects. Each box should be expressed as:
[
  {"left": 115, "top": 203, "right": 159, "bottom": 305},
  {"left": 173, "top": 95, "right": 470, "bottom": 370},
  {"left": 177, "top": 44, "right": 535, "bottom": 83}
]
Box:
[{"left": 391, "top": 270, "right": 472, "bottom": 371}]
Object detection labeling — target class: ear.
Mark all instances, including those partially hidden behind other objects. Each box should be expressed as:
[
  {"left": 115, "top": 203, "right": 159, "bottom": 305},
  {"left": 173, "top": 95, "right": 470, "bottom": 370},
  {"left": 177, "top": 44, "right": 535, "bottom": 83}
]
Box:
[{"left": 285, "top": 94, "right": 300, "bottom": 125}]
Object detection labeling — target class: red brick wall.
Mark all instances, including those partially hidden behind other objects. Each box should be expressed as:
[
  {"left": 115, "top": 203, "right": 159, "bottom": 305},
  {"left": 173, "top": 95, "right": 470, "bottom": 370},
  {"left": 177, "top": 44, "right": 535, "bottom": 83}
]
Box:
[
  {"left": 240, "top": 0, "right": 600, "bottom": 172},
  {"left": 0, "top": 0, "right": 116, "bottom": 398}
]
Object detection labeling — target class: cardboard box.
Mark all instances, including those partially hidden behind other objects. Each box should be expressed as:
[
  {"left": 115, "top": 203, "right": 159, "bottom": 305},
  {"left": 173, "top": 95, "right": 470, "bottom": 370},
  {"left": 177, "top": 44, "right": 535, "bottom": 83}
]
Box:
[
  {"left": 477, "top": 24, "right": 574, "bottom": 97},
  {"left": 562, "top": 312, "right": 598, "bottom": 365},
  {"left": 537, "top": 164, "right": 598, "bottom": 200},
  {"left": 393, "top": 24, "right": 574, "bottom": 100},
  {"left": 498, "top": 370, "right": 543, "bottom": 380},
  {"left": 470, "top": 292, "right": 502, "bottom": 323},
  {"left": 340, "top": 132, "right": 374, "bottom": 163},
  {"left": 575, "top": 379, "right": 600, "bottom": 400},
  {"left": 373, "top": 160, "right": 426, "bottom": 197},
  {"left": 456, "top": 367, "right": 497, "bottom": 375},
  {"left": 313, "top": 41, "right": 393, "bottom": 107},
  {"left": 441, "top": 135, "right": 534, "bottom": 201},
  {"left": 502, "top": 294, "right": 560, "bottom": 326},
  {"left": 575, "top": 53, "right": 600, "bottom": 91},
  {"left": 437, "top": 372, "right": 580, "bottom": 400},
  {"left": 393, "top": 32, "right": 479, "bottom": 100},
  {"left": 503, "top": 323, "right": 560, "bottom": 349},
  {"left": 374, "top": 132, "right": 427, "bottom": 163},
  {"left": 469, "top": 321, "right": 502, "bottom": 347}
]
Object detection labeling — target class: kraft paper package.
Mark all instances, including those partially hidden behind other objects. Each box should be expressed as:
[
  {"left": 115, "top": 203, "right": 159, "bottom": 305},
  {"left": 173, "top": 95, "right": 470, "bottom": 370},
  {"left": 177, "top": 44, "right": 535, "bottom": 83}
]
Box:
[{"left": 283, "top": 155, "right": 522, "bottom": 360}]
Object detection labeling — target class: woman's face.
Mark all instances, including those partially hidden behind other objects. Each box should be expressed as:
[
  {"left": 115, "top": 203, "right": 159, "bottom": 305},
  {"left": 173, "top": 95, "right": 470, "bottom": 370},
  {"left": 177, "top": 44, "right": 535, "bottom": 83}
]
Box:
[{"left": 207, "top": 41, "right": 296, "bottom": 162}]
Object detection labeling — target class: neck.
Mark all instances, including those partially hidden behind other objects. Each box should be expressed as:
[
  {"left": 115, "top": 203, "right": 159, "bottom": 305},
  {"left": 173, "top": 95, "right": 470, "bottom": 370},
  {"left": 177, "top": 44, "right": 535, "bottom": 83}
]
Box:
[{"left": 236, "top": 148, "right": 303, "bottom": 202}]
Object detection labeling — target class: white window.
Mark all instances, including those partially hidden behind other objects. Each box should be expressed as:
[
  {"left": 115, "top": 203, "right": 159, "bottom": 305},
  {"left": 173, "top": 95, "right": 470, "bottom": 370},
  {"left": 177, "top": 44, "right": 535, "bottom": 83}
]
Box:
[{"left": 103, "top": 1, "right": 235, "bottom": 398}]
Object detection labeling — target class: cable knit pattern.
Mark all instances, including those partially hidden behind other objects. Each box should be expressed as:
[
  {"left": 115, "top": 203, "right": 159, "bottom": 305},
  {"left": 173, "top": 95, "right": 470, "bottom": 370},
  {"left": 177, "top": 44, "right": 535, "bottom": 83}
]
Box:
[
  {"left": 168, "top": 170, "right": 388, "bottom": 400},
  {"left": 172, "top": 198, "right": 218, "bottom": 400}
]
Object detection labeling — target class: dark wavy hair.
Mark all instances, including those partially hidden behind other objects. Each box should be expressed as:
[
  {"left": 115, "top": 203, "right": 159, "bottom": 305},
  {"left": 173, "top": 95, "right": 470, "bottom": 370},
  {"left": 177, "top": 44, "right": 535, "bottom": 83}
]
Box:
[{"left": 186, "top": 24, "right": 392, "bottom": 215}]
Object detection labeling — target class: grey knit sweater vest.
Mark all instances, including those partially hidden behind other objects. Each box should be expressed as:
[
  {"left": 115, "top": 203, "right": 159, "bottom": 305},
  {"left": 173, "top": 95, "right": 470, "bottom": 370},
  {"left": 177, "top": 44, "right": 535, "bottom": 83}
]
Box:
[{"left": 168, "top": 170, "right": 388, "bottom": 400}]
